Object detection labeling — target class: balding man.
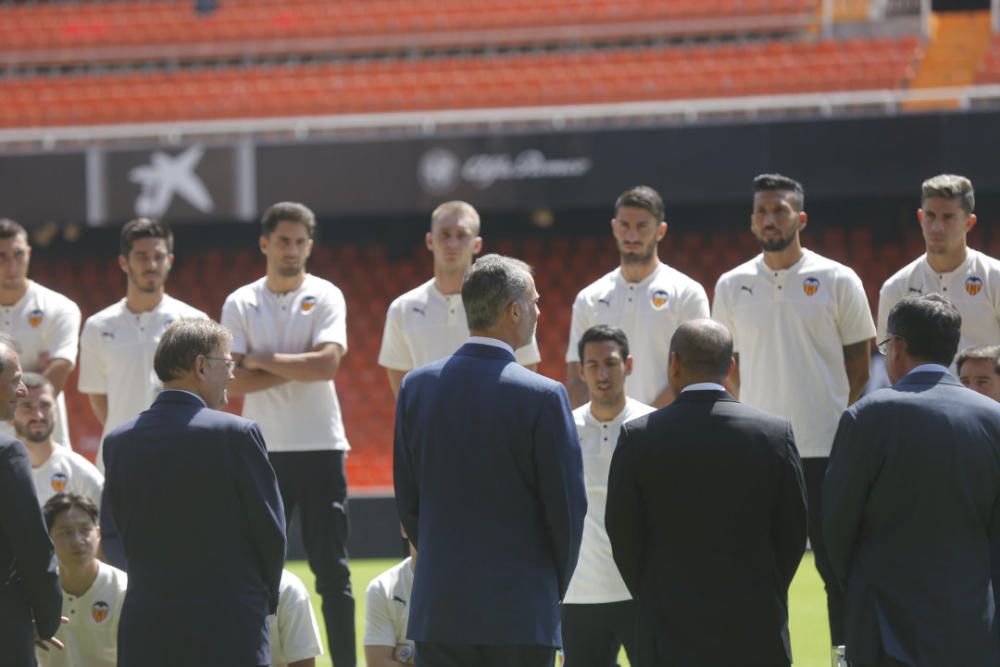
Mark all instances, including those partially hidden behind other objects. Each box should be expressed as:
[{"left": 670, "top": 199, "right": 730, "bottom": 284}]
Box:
[{"left": 606, "top": 319, "right": 807, "bottom": 667}]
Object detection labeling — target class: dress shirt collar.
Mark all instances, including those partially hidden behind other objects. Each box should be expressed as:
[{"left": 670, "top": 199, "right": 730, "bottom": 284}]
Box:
[
  {"left": 905, "top": 363, "right": 951, "bottom": 377},
  {"left": 681, "top": 382, "right": 727, "bottom": 393},
  {"left": 467, "top": 336, "right": 515, "bottom": 355}
]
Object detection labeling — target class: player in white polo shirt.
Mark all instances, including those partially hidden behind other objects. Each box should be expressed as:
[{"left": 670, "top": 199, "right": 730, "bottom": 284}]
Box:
[
  {"left": 270, "top": 569, "right": 324, "bottom": 667},
  {"left": 38, "top": 493, "right": 127, "bottom": 667},
  {"left": 563, "top": 325, "right": 654, "bottom": 667},
  {"left": 566, "top": 185, "right": 709, "bottom": 409},
  {"left": 878, "top": 174, "right": 1000, "bottom": 368},
  {"left": 13, "top": 373, "right": 102, "bottom": 510},
  {"left": 222, "top": 201, "right": 354, "bottom": 667},
  {"left": 0, "top": 218, "right": 80, "bottom": 449},
  {"left": 712, "top": 173, "right": 875, "bottom": 649},
  {"left": 78, "top": 218, "right": 207, "bottom": 471},
  {"left": 379, "top": 201, "right": 540, "bottom": 396},
  {"left": 364, "top": 542, "right": 416, "bottom": 667}
]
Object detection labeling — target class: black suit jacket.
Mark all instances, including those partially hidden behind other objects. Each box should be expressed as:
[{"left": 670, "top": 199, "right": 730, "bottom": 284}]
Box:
[
  {"left": 394, "top": 343, "right": 586, "bottom": 646},
  {"left": 0, "top": 437, "right": 61, "bottom": 667},
  {"left": 824, "top": 371, "right": 1000, "bottom": 667},
  {"left": 103, "top": 390, "right": 286, "bottom": 667},
  {"left": 606, "top": 389, "right": 807, "bottom": 667}
]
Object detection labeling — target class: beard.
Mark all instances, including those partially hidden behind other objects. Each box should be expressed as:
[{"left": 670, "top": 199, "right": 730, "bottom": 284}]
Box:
[
  {"left": 619, "top": 243, "right": 656, "bottom": 265},
  {"left": 276, "top": 264, "right": 305, "bottom": 278},
  {"left": 755, "top": 231, "right": 796, "bottom": 252},
  {"left": 15, "top": 422, "right": 53, "bottom": 443},
  {"left": 128, "top": 269, "right": 165, "bottom": 293}
]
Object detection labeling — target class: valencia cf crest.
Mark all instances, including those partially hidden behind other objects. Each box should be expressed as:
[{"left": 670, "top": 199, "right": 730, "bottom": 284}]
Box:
[
  {"left": 92, "top": 601, "right": 110, "bottom": 624},
  {"left": 802, "top": 277, "right": 820, "bottom": 297},
  {"left": 301, "top": 296, "right": 317, "bottom": 313},
  {"left": 27, "top": 309, "right": 43, "bottom": 328},
  {"left": 650, "top": 289, "right": 669, "bottom": 310},
  {"left": 50, "top": 472, "right": 68, "bottom": 493},
  {"left": 966, "top": 276, "right": 984, "bottom": 296}
]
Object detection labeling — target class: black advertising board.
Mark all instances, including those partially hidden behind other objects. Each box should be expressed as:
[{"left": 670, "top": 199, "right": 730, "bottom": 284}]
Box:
[{"left": 0, "top": 152, "right": 86, "bottom": 226}]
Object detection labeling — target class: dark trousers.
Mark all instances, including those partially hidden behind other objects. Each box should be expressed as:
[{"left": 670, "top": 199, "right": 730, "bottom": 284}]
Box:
[
  {"left": 270, "top": 450, "right": 355, "bottom": 667},
  {"left": 803, "top": 456, "right": 844, "bottom": 645},
  {"left": 561, "top": 600, "right": 637, "bottom": 667},
  {"left": 415, "top": 642, "right": 555, "bottom": 667}
]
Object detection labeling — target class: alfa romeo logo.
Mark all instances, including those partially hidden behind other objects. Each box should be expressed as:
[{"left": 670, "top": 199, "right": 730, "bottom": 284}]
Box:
[{"left": 418, "top": 148, "right": 461, "bottom": 195}]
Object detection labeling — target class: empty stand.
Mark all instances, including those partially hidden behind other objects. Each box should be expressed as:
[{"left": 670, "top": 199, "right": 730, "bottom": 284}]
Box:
[{"left": 0, "top": 37, "right": 922, "bottom": 128}]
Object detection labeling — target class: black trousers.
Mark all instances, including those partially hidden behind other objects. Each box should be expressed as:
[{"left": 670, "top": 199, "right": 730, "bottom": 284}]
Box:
[
  {"left": 415, "top": 642, "right": 555, "bottom": 667},
  {"left": 803, "top": 456, "right": 844, "bottom": 646},
  {"left": 560, "top": 600, "right": 637, "bottom": 667},
  {"left": 270, "top": 450, "right": 355, "bottom": 667}
]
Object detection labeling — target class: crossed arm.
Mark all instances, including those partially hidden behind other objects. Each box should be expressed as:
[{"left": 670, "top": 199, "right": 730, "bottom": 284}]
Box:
[{"left": 229, "top": 342, "right": 344, "bottom": 396}]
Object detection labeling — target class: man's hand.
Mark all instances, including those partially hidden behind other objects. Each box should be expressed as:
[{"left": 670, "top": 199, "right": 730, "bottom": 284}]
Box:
[{"left": 34, "top": 616, "right": 68, "bottom": 651}]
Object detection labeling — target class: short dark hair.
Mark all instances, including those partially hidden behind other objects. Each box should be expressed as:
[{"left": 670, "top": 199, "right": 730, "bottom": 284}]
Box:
[
  {"left": 43, "top": 493, "right": 99, "bottom": 532},
  {"left": 120, "top": 218, "right": 174, "bottom": 257},
  {"left": 154, "top": 318, "right": 232, "bottom": 382},
  {"left": 669, "top": 319, "right": 733, "bottom": 380},
  {"left": 462, "top": 254, "right": 532, "bottom": 331},
  {"left": 577, "top": 325, "right": 629, "bottom": 363},
  {"left": 921, "top": 174, "right": 975, "bottom": 215},
  {"left": 614, "top": 185, "right": 664, "bottom": 222},
  {"left": 955, "top": 345, "right": 1000, "bottom": 376},
  {"left": 887, "top": 294, "right": 961, "bottom": 366},
  {"left": 753, "top": 173, "right": 805, "bottom": 211},
  {"left": 0, "top": 218, "right": 27, "bottom": 241},
  {"left": 261, "top": 202, "right": 316, "bottom": 239},
  {"left": 20, "top": 372, "right": 52, "bottom": 392}
]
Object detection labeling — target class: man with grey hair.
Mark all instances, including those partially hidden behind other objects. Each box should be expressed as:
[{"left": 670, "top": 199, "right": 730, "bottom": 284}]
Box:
[
  {"left": 379, "top": 200, "right": 540, "bottom": 397},
  {"left": 394, "top": 254, "right": 586, "bottom": 667},
  {"left": 102, "top": 318, "right": 286, "bottom": 667},
  {"left": 0, "top": 333, "right": 63, "bottom": 664},
  {"left": 879, "top": 174, "right": 1000, "bottom": 368},
  {"left": 607, "top": 319, "right": 806, "bottom": 667}
]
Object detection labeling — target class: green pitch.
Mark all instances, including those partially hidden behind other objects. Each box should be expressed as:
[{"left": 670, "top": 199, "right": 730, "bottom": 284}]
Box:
[{"left": 288, "top": 551, "right": 830, "bottom": 667}]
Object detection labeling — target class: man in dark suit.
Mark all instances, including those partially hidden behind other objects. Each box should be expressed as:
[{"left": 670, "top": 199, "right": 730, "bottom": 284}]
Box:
[
  {"left": 606, "top": 319, "right": 808, "bottom": 667},
  {"left": 0, "top": 335, "right": 62, "bottom": 666},
  {"left": 824, "top": 294, "right": 1000, "bottom": 667},
  {"left": 102, "top": 318, "right": 286, "bottom": 667},
  {"left": 394, "top": 253, "right": 586, "bottom": 667}
]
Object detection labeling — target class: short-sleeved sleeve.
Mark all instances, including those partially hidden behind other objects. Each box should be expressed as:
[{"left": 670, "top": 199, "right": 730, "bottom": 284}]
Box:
[
  {"left": 565, "top": 292, "right": 593, "bottom": 363},
  {"left": 836, "top": 270, "right": 876, "bottom": 345},
  {"left": 220, "top": 296, "right": 248, "bottom": 356},
  {"left": 276, "top": 572, "right": 323, "bottom": 664},
  {"left": 313, "top": 286, "right": 348, "bottom": 352},
  {"left": 77, "top": 456, "right": 105, "bottom": 511},
  {"left": 679, "top": 280, "right": 710, "bottom": 323},
  {"left": 876, "top": 276, "right": 903, "bottom": 343},
  {"left": 46, "top": 297, "right": 82, "bottom": 365},
  {"left": 712, "top": 277, "right": 737, "bottom": 352},
  {"left": 378, "top": 299, "right": 413, "bottom": 371},
  {"left": 77, "top": 318, "right": 107, "bottom": 394},
  {"left": 514, "top": 336, "right": 542, "bottom": 366},
  {"left": 363, "top": 578, "right": 401, "bottom": 647}
]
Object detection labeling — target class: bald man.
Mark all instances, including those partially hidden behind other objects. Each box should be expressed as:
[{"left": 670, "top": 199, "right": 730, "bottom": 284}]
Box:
[{"left": 606, "top": 319, "right": 807, "bottom": 667}]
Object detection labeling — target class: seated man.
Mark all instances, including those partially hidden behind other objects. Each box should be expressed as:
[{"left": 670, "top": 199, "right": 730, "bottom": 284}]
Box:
[
  {"left": 364, "top": 539, "right": 416, "bottom": 667},
  {"left": 39, "top": 493, "right": 127, "bottom": 667},
  {"left": 270, "top": 569, "right": 324, "bottom": 667},
  {"left": 14, "top": 374, "right": 103, "bottom": 509}
]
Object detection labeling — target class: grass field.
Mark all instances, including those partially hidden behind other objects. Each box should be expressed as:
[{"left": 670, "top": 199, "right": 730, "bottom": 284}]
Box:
[{"left": 288, "top": 551, "right": 831, "bottom": 667}]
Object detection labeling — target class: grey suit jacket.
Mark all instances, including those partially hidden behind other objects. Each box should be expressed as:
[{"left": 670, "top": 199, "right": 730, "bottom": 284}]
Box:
[{"left": 824, "top": 370, "right": 1000, "bottom": 667}]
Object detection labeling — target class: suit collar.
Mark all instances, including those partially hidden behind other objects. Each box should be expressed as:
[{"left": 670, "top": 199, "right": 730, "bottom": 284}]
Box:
[
  {"left": 154, "top": 389, "right": 207, "bottom": 408},
  {"left": 671, "top": 388, "right": 735, "bottom": 404},
  {"left": 455, "top": 342, "right": 516, "bottom": 362},
  {"left": 894, "top": 370, "right": 961, "bottom": 389}
]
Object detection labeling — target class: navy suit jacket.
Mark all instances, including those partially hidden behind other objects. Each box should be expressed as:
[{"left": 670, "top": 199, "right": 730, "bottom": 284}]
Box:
[
  {"left": 606, "top": 390, "right": 807, "bottom": 667},
  {"left": 0, "top": 437, "right": 61, "bottom": 666},
  {"left": 824, "top": 371, "right": 1000, "bottom": 667},
  {"left": 394, "top": 342, "right": 586, "bottom": 647},
  {"left": 103, "top": 390, "right": 286, "bottom": 667}
]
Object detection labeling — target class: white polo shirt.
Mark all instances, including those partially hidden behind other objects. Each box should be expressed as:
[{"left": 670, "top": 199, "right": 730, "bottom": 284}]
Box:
[
  {"left": 364, "top": 557, "right": 414, "bottom": 650},
  {"left": 566, "top": 263, "right": 709, "bottom": 405},
  {"left": 0, "top": 280, "right": 81, "bottom": 448},
  {"left": 221, "top": 274, "right": 349, "bottom": 452},
  {"left": 78, "top": 295, "right": 208, "bottom": 470},
  {"left": 37, "top": 561, "right": 127, "bottom": 667},
  {"left": 378, "top": 278, "right": 541, "bottom": 371},
  {"left": 269, "top": 570, "right": 323, "bottom": 667},
  {"left": 713, "top": 250, "right": 876, "bottom": 458},
  {"left": 565, "top": 397, "right": 655, "bottom": 604},
  {"left": 31, "top": 447, "right": 104, "bottom": 511},
  {"left": 877, "top": 249, "right": 1000, "bottom": 365}
]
